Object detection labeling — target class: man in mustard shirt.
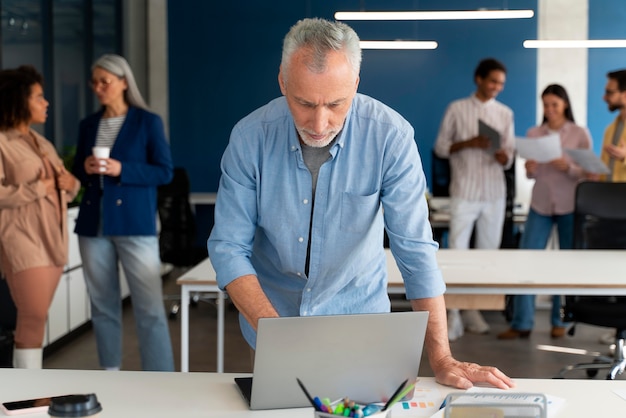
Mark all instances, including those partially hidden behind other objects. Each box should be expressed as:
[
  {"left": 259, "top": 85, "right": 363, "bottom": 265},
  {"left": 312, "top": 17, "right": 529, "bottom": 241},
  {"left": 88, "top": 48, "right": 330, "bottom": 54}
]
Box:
[
  {"left": 601, "top": 69, "right": 626, "bottom": 182},
  {"left": 596, "top": 69, "right": 626, "bottom": 348}
]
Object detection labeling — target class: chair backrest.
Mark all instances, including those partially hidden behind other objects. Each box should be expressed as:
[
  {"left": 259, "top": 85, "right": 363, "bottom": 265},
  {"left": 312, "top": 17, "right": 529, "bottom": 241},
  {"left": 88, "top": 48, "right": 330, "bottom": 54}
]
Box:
[
  {"left": 566, "top": 181, "right": 626, "bottom": 329},
  {"left": 431, "top": 150, "right": 450, "bottom": 197},
  {"left": 573, "top": 181, "right": 626, "bottom": 250},
  {"left": 158, "top": 167, "right": 199, "bottom": 266}
]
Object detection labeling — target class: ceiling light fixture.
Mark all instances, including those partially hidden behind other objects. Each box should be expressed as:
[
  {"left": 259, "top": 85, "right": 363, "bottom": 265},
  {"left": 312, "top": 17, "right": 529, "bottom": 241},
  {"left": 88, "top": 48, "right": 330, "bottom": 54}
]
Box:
[
  {"left": 334, "top": 10, "right": 534, "bottom": 21},
  {"left": 360, "top": 40, "right": 438, "bottom": 50},
  {"left": 523, "top": 39, "right": 626, "bottom": 49}
]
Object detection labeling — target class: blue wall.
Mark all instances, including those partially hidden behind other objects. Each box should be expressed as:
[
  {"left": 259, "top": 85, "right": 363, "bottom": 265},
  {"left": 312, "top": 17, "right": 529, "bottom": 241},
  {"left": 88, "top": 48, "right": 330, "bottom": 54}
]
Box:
[
  {"left": 168, "top": 0, "right": 537, "bottom": 192},
  {"left": 587, "top": 0, "right": 626, "bottom": 153}
]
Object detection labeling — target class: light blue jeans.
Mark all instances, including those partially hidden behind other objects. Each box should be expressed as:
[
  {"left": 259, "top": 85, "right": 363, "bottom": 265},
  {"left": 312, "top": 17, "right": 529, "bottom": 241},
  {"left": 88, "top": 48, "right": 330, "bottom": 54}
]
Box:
[
  {"left": 510, "top": 209, "right": 573, "bottom": 330},
  {"left": 79, "top": 235, "right": 174, "bottom": 371}
]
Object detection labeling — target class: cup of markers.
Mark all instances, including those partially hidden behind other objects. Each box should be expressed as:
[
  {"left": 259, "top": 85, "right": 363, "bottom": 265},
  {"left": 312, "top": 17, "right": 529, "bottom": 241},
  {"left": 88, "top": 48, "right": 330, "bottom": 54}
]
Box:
[
  {"left": 297, "top": 377, "right": 415, "bottom": 418},
  {"left": 312, "top": 398, "right": 389, "bottom": 418}
]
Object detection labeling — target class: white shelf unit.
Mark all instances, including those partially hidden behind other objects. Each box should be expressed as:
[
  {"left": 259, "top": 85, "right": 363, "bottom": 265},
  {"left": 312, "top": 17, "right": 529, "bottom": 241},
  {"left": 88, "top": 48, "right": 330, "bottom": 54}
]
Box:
[{"left": 46, "top": 207, "right": 130, "bottom": 346}]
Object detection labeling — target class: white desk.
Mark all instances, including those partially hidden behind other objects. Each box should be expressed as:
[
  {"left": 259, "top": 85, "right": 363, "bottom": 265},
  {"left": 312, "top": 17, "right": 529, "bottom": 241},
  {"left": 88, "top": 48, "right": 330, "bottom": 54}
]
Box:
[
  {"left": 177, "top": 249, "right": 626, "bottom": 373},
  {"left": 176, "top": 259, "right": 223, "bottom": 373},
  {"left": 392, "top": 249, "right": 626, "bottom": 296},
  {"left": 189, "top": 192, "right": 217, "bottom": 206},
  {"left": 0, "top": 369, "right": 624, "bottom": 417},
  {"left": 428, "top": 196, "right": 527, "bottom": 229}
]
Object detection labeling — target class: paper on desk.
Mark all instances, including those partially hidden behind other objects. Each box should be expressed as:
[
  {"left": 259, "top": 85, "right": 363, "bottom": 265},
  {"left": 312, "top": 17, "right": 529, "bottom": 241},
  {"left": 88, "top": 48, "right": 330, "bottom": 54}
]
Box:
[
  {"left": 565, "top": 148, "right": 610, "bottom": 174},
  {"left": 613, "top": 388, "right": 626, "bottom": 401},
  {"left": 391, "top": 379, "right": 443, "bottom": 417},
  {"left": 515, "top": 134, "right": 562, "bottom": 163},
  {"left": 428, "top": 387, "right": 565, "bottom": 418},
  {"left": 479, "top": 119, "right": 501, "bottom": 154}
]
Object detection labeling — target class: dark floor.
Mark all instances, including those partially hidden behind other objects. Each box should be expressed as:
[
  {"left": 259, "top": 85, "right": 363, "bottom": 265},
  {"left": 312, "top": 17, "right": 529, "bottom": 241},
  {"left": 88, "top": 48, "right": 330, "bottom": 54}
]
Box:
[{"left": 43, "top": 267, "right": 623, "bottom": 381}]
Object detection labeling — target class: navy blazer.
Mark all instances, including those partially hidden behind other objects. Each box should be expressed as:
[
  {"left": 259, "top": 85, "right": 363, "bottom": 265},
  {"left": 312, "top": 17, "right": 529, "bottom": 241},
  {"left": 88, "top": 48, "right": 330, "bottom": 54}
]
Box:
[{"left": 72, "top": 107, "right": 173, "bottom": 236}]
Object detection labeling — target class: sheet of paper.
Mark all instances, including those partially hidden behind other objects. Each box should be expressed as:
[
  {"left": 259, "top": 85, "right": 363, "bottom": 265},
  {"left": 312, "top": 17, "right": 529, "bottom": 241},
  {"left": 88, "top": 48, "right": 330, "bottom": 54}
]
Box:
[
  {"left": 612, "top": 388, "right": 626, "bottom": 401},
  {"left": 515, "top": 134, "right": 562, "bottom": 163},
  {"left": 390, "top": 379, "right": 443, "bottom": 417},
  {"left": 565, "top": 148, "right": 610, "bottom": 174},
  {"left": 479, "top": 119, "right": 501, "bottom": 154}
]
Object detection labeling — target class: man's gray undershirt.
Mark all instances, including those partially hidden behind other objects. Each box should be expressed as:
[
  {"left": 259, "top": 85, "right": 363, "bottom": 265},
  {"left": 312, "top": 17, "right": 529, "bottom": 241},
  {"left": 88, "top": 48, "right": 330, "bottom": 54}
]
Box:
[
  {"left": 301, "top": 141, "right": 333, "bottom": 195},
  {"left": 301, "top": 140, "right": 333, "bottom": 276}
]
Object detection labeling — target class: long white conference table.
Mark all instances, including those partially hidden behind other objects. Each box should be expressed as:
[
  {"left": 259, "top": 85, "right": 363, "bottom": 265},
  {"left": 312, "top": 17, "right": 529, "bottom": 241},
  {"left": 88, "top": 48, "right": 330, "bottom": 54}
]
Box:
[
  {"left": 177, "top": 249, "right": 626, "bottom": 373},
  {"left": 0, "top": 369, "right": 624, "bottom": 417}
]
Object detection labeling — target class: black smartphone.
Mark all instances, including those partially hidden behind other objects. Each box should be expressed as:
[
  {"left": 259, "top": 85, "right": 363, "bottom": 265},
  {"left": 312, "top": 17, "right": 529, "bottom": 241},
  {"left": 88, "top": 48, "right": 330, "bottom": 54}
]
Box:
[{"left": 1, "top": 397, "right": 51, "bottom": 415}]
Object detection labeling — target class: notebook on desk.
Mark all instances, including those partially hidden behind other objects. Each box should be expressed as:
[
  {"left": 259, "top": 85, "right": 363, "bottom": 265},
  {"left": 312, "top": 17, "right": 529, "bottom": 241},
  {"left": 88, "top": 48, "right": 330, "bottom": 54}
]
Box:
[{"left": 234, "top": 311, "right": 429, "bottom": 410}]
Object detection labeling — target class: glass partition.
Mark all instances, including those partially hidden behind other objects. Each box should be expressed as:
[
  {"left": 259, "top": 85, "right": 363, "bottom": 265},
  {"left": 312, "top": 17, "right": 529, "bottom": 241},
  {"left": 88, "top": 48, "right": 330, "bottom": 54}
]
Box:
[{"left": 0, "top": 0, "right": 121, "bottom": 155}]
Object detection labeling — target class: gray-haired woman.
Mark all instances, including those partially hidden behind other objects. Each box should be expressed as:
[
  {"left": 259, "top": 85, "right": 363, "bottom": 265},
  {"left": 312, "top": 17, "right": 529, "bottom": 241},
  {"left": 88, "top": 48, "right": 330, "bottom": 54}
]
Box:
[{"left": 72, "top": 54, "right": 174, "bottom": 371}]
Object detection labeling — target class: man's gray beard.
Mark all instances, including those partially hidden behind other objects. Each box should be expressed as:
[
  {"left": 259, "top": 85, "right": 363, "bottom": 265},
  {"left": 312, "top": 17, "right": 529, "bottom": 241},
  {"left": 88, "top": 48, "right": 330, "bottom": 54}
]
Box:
[{"left": 298, "top": 129, "right": 338, "bottom": 148}]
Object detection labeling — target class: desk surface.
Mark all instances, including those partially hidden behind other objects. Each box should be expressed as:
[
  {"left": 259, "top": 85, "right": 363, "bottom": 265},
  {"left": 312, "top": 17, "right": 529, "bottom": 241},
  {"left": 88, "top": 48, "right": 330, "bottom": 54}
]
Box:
[
  {"left": 175, "top": 249, "right": 626, "bottom": 372},
  {"left": 178, "top": 249, "right": 626, "bottom": 295},
  {"left": 0, "top": 369, "right": 623, "bottom": 417},
  {"left": 392, "top": 249, "right": 626, "bottom": 294}
]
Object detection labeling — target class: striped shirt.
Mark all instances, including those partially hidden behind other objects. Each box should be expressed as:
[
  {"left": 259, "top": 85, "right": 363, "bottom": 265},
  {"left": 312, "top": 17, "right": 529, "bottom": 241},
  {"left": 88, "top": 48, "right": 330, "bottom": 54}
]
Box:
[
  {"left": 434, "top": 94, "right": 515, "bottom": 201},
  {"left": 95, "top": 115, "right": 125, "bottom": 188},
  {"left": 95, "top": 115, "right": 125, "bottom": 149}
]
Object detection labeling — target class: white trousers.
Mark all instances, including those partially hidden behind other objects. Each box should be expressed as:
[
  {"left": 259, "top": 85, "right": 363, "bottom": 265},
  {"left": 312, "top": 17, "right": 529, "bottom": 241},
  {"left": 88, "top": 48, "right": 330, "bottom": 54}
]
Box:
[{"left": 448, "top": 197, "right": 506, "bottom": 249}]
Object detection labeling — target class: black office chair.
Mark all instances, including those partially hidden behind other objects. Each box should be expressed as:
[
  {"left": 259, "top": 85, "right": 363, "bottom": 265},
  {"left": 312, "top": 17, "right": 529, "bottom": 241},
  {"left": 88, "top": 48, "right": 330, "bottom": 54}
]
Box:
[
  {"left": 158, "top": 168, "right": 209, "bottom": 318},
  {"left": 555, "top": 181, "right": 626, "bottom": 379}
]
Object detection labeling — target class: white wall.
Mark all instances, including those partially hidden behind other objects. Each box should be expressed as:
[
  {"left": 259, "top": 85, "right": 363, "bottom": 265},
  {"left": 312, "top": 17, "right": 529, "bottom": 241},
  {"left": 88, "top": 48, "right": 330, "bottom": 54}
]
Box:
[
  {"left": 123, "top": 0, "right": 169, "bottom": 137},
  {"left": 536, "top": 0, "right": 588, "bottom": 126}
]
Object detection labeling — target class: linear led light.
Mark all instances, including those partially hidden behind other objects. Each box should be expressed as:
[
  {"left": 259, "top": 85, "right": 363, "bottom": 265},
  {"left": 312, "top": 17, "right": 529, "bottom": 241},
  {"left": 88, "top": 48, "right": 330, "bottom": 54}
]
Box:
[
  {"left": 523, "top": 39, "right": 626, "bottom": 48},
  {"left": 335, "top": 10, "right": 534, "bottom": 21},
  {"left": 360, "top": 40, "right": 438, "bottom": 50}
]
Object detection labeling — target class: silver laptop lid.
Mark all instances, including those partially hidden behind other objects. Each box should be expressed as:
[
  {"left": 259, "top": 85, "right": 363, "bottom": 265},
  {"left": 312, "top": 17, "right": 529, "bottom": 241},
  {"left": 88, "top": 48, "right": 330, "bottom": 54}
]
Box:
[{"left": 249, "top": 311, "right": 428, "bottom": 410}]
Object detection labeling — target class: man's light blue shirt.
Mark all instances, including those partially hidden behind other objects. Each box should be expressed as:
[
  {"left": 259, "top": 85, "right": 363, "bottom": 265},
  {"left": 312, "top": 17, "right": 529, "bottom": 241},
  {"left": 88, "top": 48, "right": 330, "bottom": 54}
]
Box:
[{"left": 208, "top": 93, "right": 445, "bottom": 347}]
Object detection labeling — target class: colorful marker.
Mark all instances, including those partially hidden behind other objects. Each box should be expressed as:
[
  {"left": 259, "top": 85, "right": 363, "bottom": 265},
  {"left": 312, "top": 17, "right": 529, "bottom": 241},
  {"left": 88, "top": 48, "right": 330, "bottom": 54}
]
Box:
[{"left": 362, "top": 403, "right": 382, "bottom": 416}]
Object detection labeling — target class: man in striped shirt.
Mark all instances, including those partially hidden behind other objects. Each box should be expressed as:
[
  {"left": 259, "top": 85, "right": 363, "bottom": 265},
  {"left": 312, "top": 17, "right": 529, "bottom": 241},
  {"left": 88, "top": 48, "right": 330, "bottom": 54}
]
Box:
[{"left": 434, "top": 58, "right": 515, "bottom": 341}]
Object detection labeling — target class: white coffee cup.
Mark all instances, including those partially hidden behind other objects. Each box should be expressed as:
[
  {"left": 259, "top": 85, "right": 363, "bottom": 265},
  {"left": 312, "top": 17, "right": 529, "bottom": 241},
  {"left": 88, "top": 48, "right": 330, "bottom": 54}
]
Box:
[
  {"left": 92, "top": 146, "right": 110, "bottom": 159},
  {"left": 92, "top": 147, "right": 110, "bottom": 173}
]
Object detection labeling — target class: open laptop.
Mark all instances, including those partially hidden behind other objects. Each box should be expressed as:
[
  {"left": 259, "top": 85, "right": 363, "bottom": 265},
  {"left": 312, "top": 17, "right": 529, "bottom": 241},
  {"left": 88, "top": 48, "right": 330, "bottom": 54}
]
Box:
[{"left": 235, "top": 311, "right": 428, "bottom": 410}]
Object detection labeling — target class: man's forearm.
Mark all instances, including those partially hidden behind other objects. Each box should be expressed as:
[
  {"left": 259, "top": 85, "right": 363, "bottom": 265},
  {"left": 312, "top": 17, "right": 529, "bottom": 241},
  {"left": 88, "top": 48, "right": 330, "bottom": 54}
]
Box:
[
  {"left": 411, "top": 295, "right": 452, "bottom": 367},
  {"left": 225, "top": 274, "right": 279, "bottom": 331},
  {"left": 449, "top": 140, "right": 469, "bottom": 154}
]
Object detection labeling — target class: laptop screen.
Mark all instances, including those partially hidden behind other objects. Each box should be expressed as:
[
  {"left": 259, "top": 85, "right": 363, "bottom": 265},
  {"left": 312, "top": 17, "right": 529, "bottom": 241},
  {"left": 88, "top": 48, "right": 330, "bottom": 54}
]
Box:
[{"left": 237, "top": 311, "right": 428, "bottom": 410}]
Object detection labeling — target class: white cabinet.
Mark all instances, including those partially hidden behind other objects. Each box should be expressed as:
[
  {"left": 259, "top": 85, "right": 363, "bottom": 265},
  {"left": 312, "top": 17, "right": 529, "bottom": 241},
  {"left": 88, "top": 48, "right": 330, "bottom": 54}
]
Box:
[
  {"left": 68, "top": 268, "right": 88, "bottom": 330},
  {"left": 46, "top": 272, "right": 69, "bottom": 344},
  {"left": 45, "top": 207, "right": 132, "bottom": 347},
  {"left": 46, "top": 207, "right": 90, "bottom": 346}
]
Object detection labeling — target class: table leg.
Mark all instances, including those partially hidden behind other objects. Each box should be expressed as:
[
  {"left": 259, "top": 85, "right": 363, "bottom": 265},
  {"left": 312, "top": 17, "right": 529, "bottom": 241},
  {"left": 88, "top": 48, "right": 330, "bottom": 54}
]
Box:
[
  {"left": 217, "top": 291, "right": 224, "bottom": 373},
  {"left": 181, "top": 285, "right": 190, "bottom": 372}
]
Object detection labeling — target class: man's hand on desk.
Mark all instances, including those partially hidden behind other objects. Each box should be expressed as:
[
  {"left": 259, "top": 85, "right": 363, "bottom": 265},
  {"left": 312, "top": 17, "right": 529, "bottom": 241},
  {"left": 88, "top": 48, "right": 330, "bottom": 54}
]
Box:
[{"left": 432, "top": 356, "right": 515, "bottom": 390}]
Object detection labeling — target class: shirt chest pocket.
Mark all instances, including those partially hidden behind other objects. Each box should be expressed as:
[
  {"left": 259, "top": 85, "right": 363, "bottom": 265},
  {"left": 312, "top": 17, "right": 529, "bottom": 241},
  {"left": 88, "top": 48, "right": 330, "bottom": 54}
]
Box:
[
  {"left": 339, "top": 191, "right": 380, "bottom": 233},
  {"left": 4, "top": 156, "right": 41, "bottom": 185}
]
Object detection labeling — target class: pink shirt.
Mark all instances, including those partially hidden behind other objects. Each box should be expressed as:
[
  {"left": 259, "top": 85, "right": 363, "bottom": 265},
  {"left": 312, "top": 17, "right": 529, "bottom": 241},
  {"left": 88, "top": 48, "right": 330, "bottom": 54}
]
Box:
[{"left": 526, "top": 121, "right": 592, "bottom": 215}]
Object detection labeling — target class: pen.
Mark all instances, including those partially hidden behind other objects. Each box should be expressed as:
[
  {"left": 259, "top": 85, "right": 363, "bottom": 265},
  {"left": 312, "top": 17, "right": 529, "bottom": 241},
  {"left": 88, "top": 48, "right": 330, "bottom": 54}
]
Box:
[
  {"left": 381, "top": 378, "right": 409, "bottom": 411},
  {"left": 439, "top": 397, "right": 447, "bottom": 410},
  {"left": 382, "top": 380, "right": 417, "bottom": 411},
  {"left": 296, "top": 377, "right": 321, "bottom": 411}
]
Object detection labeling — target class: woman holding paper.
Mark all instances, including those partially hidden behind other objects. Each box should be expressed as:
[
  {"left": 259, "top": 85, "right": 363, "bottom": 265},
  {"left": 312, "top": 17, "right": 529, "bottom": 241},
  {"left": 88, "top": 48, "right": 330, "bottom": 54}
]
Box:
[{"left": 498, "top": 84, "right": 592, "bottom": 340}]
